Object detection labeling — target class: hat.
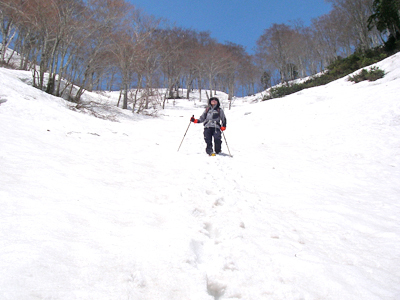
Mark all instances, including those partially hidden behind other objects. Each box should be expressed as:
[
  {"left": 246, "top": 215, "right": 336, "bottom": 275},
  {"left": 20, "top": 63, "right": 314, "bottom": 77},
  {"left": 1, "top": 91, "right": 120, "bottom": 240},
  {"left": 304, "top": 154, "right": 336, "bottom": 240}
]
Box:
[{"left": 208, "top": 97, "right": 220, "bottom": 108}]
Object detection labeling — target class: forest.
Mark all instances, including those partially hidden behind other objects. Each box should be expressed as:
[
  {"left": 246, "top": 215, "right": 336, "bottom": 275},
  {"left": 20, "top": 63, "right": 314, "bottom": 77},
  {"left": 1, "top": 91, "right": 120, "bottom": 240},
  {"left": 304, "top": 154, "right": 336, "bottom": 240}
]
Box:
[{"left": 1, "top": 0, "right": 399, "bottom": 111}]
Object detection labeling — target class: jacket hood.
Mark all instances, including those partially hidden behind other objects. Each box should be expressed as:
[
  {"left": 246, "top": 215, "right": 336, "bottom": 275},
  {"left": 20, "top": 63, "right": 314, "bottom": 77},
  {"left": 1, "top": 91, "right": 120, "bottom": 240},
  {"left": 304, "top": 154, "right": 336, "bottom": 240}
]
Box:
[{"left": 208, "top": 97, "right": 220, "bottom": 109}]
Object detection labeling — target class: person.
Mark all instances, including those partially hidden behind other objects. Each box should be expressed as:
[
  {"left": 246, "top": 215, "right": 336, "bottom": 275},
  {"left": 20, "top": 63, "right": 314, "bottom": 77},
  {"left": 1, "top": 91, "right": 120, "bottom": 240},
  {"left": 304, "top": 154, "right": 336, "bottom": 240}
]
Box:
[{"left": 190, "top": 97, "right": 227, "bottom": 155}]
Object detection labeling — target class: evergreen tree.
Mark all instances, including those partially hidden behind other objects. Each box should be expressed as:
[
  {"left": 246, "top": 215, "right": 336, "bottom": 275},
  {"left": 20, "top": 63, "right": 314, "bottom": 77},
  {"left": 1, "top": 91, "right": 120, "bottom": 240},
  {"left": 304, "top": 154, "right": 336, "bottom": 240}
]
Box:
[{"left": 368, "top": 0, "right": 400, "bottom": 40}]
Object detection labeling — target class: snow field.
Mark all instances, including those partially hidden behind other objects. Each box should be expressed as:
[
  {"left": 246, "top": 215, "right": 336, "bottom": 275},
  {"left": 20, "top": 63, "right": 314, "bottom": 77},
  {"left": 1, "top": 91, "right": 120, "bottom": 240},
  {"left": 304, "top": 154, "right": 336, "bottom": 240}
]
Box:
[{"left": 0, "top": 53, "right": 400, "bottom": 299}]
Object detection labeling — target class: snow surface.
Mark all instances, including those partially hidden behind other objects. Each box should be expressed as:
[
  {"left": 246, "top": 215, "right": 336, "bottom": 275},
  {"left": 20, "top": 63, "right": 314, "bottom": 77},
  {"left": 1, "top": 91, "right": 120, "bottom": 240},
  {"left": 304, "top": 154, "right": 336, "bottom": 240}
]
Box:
[{"left": 1, "top": 53, "right": 400, "bottom": 300}]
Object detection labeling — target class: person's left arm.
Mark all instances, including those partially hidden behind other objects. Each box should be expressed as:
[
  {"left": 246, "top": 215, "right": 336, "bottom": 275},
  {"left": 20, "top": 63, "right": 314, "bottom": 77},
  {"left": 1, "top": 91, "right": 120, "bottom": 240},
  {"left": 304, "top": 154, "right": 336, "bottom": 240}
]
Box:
[{"left": 220, "top": 109, "right": 227, "bottom": 128}]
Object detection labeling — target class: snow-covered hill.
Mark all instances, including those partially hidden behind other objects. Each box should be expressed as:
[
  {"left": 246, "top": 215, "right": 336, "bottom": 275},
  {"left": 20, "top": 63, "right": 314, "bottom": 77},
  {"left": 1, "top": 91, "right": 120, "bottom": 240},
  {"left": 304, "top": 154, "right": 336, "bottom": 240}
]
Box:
[{"left": 0, "top": 53, "right": 399, "bottom": 300}]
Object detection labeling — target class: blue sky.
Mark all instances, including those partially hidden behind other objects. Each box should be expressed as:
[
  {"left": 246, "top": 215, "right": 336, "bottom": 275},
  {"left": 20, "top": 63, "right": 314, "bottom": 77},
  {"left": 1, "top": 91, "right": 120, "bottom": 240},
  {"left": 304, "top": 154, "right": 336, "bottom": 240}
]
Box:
[{"left": 127, "top": 0, "right": 332, "bottom": 53}]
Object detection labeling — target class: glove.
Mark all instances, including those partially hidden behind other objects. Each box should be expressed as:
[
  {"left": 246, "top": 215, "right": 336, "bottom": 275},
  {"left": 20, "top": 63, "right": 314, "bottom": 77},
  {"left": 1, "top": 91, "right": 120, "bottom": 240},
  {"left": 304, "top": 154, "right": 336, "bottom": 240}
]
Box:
[
  {"left": 190, "top": 116, "right": 199, "bottom": 123},
  {"left": 220, "top": 126, "right": 226, "bottom": 131}
]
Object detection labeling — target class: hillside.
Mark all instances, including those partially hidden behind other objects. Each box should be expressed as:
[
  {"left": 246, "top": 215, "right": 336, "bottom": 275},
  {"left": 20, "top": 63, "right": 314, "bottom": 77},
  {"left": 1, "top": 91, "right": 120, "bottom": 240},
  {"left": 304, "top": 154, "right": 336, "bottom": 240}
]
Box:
[{"left": 0, "top": 53, "right": 400, "bottom": 299}]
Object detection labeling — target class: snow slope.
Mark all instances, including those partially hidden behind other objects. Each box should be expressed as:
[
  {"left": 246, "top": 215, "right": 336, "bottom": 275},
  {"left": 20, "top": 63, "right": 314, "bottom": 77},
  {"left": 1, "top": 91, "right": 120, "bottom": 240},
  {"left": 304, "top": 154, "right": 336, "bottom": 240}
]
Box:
[{"left": 0, "top": 53, "right": 400, "bottom": 300}]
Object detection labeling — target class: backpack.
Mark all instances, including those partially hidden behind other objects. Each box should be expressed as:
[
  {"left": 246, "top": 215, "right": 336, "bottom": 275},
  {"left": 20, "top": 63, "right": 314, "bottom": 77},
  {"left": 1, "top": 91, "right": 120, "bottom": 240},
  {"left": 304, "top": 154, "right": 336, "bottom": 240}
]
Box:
[
  {"left": 205, "top": 106, "right": 224, "bottom": 127},
  {"left": 205, "top": 106, "right": 220, "bottom": 114}
]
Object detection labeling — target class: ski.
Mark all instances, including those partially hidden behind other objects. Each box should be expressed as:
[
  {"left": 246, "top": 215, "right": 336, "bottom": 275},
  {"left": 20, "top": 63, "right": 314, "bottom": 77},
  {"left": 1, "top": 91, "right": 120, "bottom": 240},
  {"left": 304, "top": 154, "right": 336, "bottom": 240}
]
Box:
[
  {"left": 208, "top": 152, "right": 232, "bottom": 157},
  {"left": 217, "top": 152, "right": 231, "bottom": 157}
]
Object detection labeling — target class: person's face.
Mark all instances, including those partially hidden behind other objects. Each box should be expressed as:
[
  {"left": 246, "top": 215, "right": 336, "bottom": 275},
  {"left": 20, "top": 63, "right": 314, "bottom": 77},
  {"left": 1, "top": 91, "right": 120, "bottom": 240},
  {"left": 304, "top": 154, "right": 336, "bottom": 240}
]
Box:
[{"left": 211, "top": 100, "right": 217, "bottom": 105}]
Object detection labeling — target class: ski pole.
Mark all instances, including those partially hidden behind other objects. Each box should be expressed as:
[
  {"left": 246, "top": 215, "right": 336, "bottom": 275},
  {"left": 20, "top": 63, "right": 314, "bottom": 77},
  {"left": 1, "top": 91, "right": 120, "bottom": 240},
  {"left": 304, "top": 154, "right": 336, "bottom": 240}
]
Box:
[
  {"left": 222, "top": 131, "right": 232, "bottom": 157},
  {"left": 177, "top": 115, "right": 193, "bottom": 152}
]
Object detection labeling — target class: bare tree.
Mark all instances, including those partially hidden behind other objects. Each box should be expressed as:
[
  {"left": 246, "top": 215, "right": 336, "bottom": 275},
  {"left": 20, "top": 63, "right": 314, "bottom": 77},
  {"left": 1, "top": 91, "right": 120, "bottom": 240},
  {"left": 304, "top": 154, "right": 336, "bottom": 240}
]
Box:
[
  {"left": 112, "top": 8, "right": 160, "bottom": 110},
  {"left": 311, "top": 9, "right": 349, "bottom": 66},
  {"left": 68, "top": 0, "right": 129, "bottom": 101},
  {"left": 219, "top": 42, "right": 247, "bottom": 101},
  {"left": 256, "top": 23, "right": 301, "bottom": 83},
  {"left": 202, "top": 42, "right": 232, "bottom": 96},
  {"left": 188, "top": 31, "right": 215, "bottom": 102},
  {"left": 326, "top": 0, "right": 378, "bottom": 50},
  {"left": 0, "top": 0, "right": 18, "bottom": 63},
  {"left": 156, "top": 27, "right": 190, "bottom": 99},
  {"left": 178, "top": 29, "right": 201, "bottom": 99}
]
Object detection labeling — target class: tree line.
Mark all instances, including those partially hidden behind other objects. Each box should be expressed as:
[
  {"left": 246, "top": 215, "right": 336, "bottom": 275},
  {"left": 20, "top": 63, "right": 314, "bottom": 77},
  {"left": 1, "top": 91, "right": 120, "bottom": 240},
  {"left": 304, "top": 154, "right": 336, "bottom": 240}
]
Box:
[
  {"left": 1, "top": 0, "right": 399, "bottom": 111},
  {"left": 0, "top": 0, "right": 258, "bottom": 110},
  {"left": 256, "top": 0, "right": 400, "bottom": 88}
]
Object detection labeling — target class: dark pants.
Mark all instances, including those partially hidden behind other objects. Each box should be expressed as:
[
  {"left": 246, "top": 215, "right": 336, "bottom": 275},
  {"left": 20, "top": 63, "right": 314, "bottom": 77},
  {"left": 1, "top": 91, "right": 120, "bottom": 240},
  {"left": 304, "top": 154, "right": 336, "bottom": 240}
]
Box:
[{"left": 204, "top": 127, "right": 222, "bottom": 154}]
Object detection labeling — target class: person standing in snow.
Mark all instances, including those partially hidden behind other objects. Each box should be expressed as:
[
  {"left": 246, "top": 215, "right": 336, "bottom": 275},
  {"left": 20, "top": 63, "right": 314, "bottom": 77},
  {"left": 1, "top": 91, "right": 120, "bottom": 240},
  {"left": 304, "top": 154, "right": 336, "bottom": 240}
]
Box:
[{"left": 190, "top": 97, "right": 227, "bottom": 155}]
